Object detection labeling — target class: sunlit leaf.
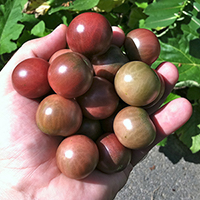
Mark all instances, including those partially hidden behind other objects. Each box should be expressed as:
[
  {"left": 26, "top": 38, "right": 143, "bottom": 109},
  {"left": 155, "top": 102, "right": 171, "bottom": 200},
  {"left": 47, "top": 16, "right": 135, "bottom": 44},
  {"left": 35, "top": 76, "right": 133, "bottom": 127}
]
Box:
[
  {"left": 157, "top": 137, "right": 168, "bottom": 147},
  {"left": 152, "top": 25, "right": 200, "bottom": 84},
  {"left": 176, "top": 105, "right": 200, "bottom": 153},
  {"left": 49, "top": 0, "right": 99, "bottom": 14},
  {"left": 31, "top": 20, "right": 50, "bottom": 37},
  {"left": 0, "top": 0, "right": 24, "bottom": 54},
  {"left": 191, "top": 133, "right": 200, "bottom": 153},
  {"left": 94, "top": 0, "right": 125, "bottom": 12},
  {"left": 144, "top": 0, "right": 187, "bottom": 28},
  {"left": 128, "top": 7, "right": 147, "bottom": 29}
]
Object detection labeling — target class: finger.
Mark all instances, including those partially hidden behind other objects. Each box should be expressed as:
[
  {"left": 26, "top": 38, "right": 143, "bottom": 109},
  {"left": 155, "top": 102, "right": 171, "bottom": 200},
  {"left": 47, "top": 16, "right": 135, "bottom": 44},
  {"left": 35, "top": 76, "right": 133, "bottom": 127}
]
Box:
[
  {"left": 2, "top": 24, "right": 67, "bottom": 74},
  {"left": 156, "top": 61, "right": 179, "bottom": 101},
  {"left": 21, "top": 24, "right": 67, "bottom": 60},
  {"left": 146, "top": 62, "right": 179, "bottom": 114},
  {"left": 130, "top": 97, "right": 192, "bottom": 167}
]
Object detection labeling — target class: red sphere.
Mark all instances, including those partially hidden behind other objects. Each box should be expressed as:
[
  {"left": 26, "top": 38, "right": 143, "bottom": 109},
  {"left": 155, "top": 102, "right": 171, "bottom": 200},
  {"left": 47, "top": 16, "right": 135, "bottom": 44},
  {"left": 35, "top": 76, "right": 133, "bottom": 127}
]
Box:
[
  {"left": 56, "top": 135, "right": 99, "bottom": 179},
  {"left": 96, "top": 133, "right": 132, "bottom": 174},
  {"left": 91, "top": 45, "right": 129, "bottom": 82},
  {"left": 36, "top": 94, "right": 82, "bottom": 137},
  {"left": 67, "top": 12, "right": 113, "bottom": 58},
  {"left": 76, "top": 117, "right": 103, "bottom": 141},
  {"left": 77, "top": 76, "right": 119, "bottom": 120},
  {"left": 48, "top": 52, "right": 93, "bottom": 99},
  {"left": 113, "top": 106, "right": 156, "bottom": 149},
  {"left": 12, "top": 57, "right": 51, "bottom": 99},
  {"left": 49, "top": 49, "right": 72, "bottom": 64},
  {"left": 124, "top": 28, "right": 160, "bottom": 65}
]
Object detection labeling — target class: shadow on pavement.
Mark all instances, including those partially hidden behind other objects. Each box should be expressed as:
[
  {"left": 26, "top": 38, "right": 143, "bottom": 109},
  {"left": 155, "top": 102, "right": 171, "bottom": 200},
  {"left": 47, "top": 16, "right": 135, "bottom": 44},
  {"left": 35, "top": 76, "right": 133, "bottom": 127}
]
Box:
[{"left": 158, "top": 134, "right": 200, "bottom": 164}]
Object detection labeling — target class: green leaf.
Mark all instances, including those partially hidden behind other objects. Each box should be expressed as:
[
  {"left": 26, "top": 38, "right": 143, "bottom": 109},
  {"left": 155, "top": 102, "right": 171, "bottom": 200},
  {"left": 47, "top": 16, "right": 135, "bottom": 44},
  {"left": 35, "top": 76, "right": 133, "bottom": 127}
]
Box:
[
  {"left": 49, "top": 0, "right": 99, "bottom": 14},
  {"left": 95, "top": 0, "right": 125, "bottom": 12},
  {"left": 17, "top": 29, "right": 35, "bottom": 47},
  {"left": 149, "top": 1, "right": 200, "bottom": 154},
  {"left": 176, "top": 104, "right": 200, "bottom": 153},
  {"left": 157, "top": 137, "right": 168, "bottom": 147},
  {"left": 152, "top": 25, "right": 200, "bottom": 84},
  {"left": 112, "top": 1, "right": 130, "bottom": 14},
  {"left": 128, "top": 7, "right": 147, "bottom": 29},
  {"left": 187, "top": 87, "right": 200, "bottom": 101},
  {"left": 162, "top": 93, "right": 181, "bottom": 105},
  {"left": 144, "top": 0, "right": 187, "bottom": 28},
  {"left": 194, "top": 0, "right": 200, "bottom": 5},
  {"left": 0, "top": 0, "right": 24, "bottom": 54},
  {"left": 156, "top": 42, "right": 200, "bottom": 83},
  {"left": 0, "top": 0, "right": 7, "bottom": 4},
  {"left": 20, "top": 12, "right": 41, "bottom": 31},
  {"left": 182, "top": 2, "right": 200, "bottom": 34},
  {"left": 191, "top": 132, "right": 200, "bottom": 153},
  {"left": 31, "top": 20, "right": 50, "bottom": 37},
  {"left": 135, "top": 0, "right": 149, "bottom": 9}
]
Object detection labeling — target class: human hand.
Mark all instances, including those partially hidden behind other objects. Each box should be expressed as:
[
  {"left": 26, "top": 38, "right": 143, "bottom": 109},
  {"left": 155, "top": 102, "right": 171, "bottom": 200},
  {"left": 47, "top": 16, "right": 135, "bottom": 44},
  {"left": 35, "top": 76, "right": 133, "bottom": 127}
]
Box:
[{"left": 0, "top": 24, "right": 192, "bottom": 200}]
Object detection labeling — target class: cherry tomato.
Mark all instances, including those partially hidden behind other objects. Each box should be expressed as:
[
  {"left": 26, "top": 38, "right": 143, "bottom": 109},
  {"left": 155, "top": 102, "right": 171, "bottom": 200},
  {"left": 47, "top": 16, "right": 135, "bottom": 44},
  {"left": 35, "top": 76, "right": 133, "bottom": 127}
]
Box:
[
  {"left": 48, "top": 52, "right": 93, "bottom": 99},
  {"left": 67, "top": 12, "right": 112, "bottom": 58},
  {"left": 36, "top": 94, "right": 82, "bottom": 137},
  {"left": 77, "top": 76, "right": 119, "bottom": 120},
  {"left": 124, "top": 28, "right": 160, "bottom": 65},
  {"left": 56, "top": 135, "right": 99, "bottom": 179},
  {"left": 12, "top": 57, "right": 51, "bottom": 99}
]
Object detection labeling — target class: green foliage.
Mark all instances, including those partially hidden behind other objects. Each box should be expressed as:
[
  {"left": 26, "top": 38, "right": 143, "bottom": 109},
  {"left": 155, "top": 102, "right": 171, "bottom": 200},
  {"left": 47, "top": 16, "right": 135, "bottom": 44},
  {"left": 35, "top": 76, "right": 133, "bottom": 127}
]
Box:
[
  {"left": 144, "top": 0, "right": 187, "bottom": 29},
  {"left": 49, "top": 0, "right": 100, "bottom": 14},
  {"left": 187, "top": 87, "right": 200, "bottom": 101},
  {"left": 1, "top": 0, "right": 200, "bottom": 153},
  {"left": 153, "top": 32, "right": 200, "bottom": 83},
  {"left": 0, "top": 0, "right": 24, "bottom": 54},
  {"left": 31, "top": 20, "right": 51, "bottom": 37},
  {"left": 150, "top": 0, "right": 200, "bottom": 153},
  {"left": 128, "top": 6, "right": 147, "bottom": 29},
  {"left": 94, "top": 0, "right": 125, "bottom": 12},
  {"left": 176, "top": 104, "right": 200, "bottom": 153}
]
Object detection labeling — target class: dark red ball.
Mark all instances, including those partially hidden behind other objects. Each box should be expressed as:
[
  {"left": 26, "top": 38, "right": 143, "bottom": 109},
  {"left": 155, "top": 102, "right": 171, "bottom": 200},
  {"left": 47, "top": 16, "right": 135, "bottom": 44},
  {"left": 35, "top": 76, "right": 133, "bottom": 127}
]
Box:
[
  {"left": 48, "top": 52, "right": 93, "bottom": 99},
  {"left": 124, "top": 28, "right": 160, "bottom": 65},
  {"left": 56, "top": 135, "right": 99, "bottom": 179},
  {"left": 67, "top": 12, "right": 113, "bottom": 58},
  {"left": 96, "top": 133, "right": 132, "bottom": 174},
  {"left": 12, "top": 57, "right": 51, "bottom": 99},
  {"left": 77, "top": 76, "right": 119, "bottom": 120}
]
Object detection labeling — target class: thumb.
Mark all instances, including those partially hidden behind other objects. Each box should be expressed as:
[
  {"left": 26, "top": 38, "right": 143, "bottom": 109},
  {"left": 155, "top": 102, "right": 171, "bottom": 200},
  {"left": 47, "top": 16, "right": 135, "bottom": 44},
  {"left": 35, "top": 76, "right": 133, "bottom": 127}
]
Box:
[
  {"left": 22, "top": 24, "right": 68, "bottom": 60},
  {"left": 3, "top": 24, "right": 67, "bottom": 73}
]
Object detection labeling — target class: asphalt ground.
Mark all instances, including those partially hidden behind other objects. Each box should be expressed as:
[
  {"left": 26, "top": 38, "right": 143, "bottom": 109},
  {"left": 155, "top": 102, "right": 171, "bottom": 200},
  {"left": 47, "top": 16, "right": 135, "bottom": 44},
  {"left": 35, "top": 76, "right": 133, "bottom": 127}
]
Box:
[{"left": 115, "top": 134, "right": 200, "bottom": 200}]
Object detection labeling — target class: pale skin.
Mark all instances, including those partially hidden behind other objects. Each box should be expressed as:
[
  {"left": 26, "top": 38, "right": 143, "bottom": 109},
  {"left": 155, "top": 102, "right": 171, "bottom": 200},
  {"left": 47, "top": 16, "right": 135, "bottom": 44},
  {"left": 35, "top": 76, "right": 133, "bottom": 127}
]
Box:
[{"left": 0, "top": 24, "right": 193, "bottom": 200}]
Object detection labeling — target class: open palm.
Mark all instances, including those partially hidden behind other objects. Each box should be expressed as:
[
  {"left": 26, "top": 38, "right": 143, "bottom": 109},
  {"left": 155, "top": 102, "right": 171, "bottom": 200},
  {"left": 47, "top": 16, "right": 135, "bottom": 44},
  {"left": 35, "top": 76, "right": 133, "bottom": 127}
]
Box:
[{"left": 0, "top": 24, "right": 192, "bottom": 200}]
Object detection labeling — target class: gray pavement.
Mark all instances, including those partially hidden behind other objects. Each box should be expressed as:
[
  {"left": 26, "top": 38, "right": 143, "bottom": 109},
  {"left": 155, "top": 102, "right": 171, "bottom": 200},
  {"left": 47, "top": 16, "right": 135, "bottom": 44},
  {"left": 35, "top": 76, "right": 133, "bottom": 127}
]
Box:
[{"left": 115, "top": 134, "right": 200, "bottom": 200}]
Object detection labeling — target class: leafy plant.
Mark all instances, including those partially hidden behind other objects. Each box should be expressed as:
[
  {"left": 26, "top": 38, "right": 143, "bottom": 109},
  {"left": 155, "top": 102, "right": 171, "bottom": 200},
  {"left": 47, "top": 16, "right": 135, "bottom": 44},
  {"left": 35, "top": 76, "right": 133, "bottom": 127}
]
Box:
[{"left": 0, "top": 0, "right": 200, "bottom": 153}]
